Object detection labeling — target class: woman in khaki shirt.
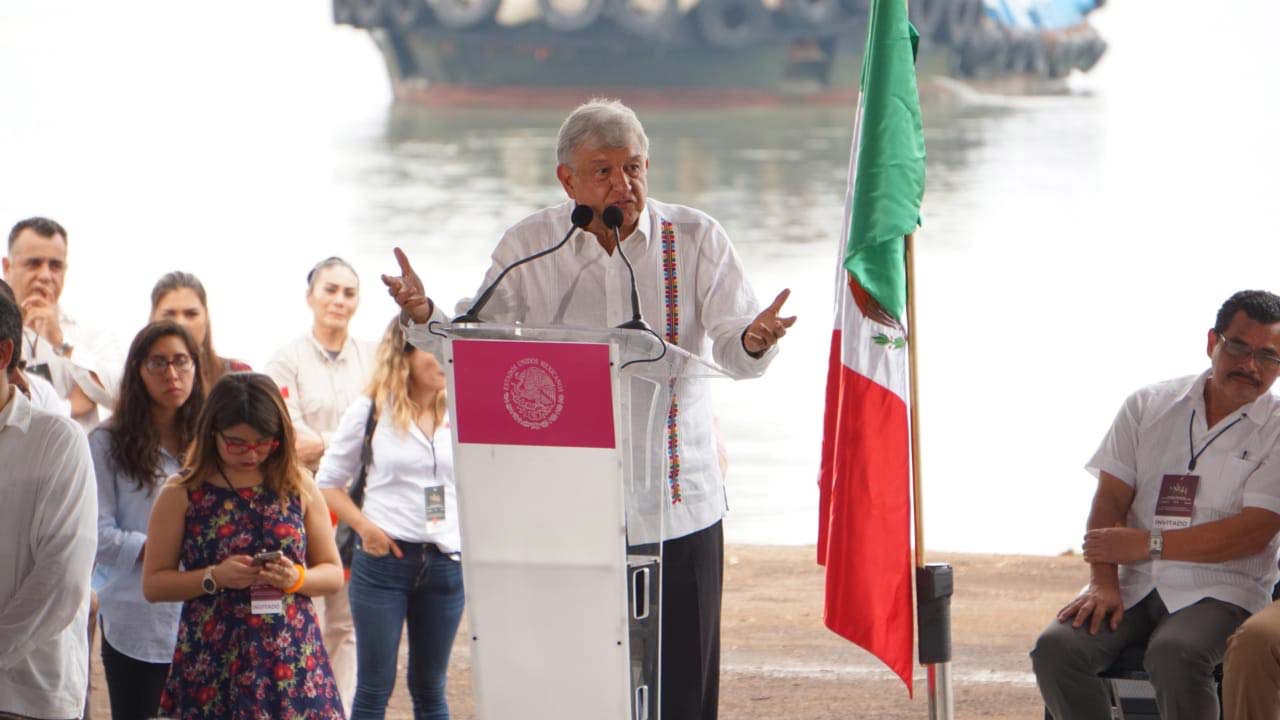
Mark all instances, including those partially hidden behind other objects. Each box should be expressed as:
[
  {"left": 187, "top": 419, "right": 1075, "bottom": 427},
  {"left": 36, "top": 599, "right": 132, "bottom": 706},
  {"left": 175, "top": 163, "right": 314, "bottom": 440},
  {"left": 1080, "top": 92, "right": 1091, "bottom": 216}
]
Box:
[{"left": 265, "top": 256, "right": 372, "bottom": 715}]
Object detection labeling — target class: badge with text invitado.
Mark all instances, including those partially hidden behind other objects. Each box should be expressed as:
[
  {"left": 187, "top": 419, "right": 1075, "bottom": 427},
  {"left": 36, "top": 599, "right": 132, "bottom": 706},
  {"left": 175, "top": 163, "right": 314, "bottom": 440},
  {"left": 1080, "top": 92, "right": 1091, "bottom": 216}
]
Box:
[
  {"left": 1155, "top": 474, "right": 1200, "bottom": 530},
  {"left": 425, "top": 485, "right": 446, "bottom": 533},
  {"left": 250, "top": 584, "right": 284, "bottom": 615}
]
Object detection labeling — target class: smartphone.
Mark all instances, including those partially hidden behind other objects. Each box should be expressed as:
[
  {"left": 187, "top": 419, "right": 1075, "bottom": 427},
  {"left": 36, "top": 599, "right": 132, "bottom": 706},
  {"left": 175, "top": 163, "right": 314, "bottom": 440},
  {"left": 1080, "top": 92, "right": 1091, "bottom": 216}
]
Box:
[{"left": 251, "top": 550, "right": 283, "bottom": 566}]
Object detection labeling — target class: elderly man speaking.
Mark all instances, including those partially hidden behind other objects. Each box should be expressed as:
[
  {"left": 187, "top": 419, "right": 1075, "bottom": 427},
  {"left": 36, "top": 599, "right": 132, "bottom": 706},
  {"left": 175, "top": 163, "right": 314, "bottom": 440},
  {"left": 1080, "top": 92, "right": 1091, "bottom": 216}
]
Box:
[
  {"left": 1033, "top": 290, "right": 1280, "bottom": 720},
  {"left": 383, "top": 98, "right": 794, "bottom": 720}
]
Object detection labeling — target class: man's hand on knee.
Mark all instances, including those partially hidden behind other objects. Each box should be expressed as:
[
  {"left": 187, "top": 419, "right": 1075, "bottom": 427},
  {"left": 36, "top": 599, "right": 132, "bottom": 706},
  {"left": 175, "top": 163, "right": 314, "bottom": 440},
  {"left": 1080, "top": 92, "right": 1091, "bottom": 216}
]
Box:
[{"left": 1057, "top": 583, "right": 1125, "bottom": 635}]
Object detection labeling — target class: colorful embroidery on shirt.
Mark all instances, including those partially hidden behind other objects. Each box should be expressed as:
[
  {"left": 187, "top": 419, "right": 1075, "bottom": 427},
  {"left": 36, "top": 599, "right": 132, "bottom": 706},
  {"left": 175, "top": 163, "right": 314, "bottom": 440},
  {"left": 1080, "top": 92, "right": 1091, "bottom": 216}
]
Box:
[{"left": 661, "top": 219, "right": 682, "bottom": 505}]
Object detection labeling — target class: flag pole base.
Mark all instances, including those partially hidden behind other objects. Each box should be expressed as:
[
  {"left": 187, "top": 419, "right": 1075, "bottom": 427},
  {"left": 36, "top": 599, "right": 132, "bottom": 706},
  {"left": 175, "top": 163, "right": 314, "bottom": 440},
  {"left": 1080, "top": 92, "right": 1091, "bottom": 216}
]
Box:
[
  {"left": 917, "top": 563, "right": 954, "bottom": 720},
  {"left": 926, "top": 662, "right": 954, "bottom": 720}
]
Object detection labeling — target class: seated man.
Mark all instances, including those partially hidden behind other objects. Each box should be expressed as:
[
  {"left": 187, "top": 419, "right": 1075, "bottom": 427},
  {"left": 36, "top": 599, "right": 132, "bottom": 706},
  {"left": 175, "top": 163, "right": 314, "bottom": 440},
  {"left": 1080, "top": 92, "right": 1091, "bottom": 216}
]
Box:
[
  {"left": 1223, "top": 549, "right": 1280, "bottom": 714},
  {"left": 1032, "top": 289, "right": 1280, "bottom": 720}
]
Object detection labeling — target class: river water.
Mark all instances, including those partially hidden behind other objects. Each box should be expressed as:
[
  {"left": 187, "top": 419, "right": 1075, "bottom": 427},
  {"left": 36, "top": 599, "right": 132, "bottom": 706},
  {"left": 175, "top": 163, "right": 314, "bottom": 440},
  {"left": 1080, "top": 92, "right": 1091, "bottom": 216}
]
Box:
[{"left": 3, "top": 0, "right": 1280, "bottom": 554}]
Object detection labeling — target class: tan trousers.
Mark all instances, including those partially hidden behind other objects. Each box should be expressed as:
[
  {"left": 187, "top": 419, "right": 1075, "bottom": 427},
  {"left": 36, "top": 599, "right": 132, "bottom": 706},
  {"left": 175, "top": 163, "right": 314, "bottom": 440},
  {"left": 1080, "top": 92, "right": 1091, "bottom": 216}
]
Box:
[
  {"left": 315, "top": 579, "right": 357, "bottom": 716},
  {"left": 1224, "top": 600, "right": 1280, "bottom": 720}
]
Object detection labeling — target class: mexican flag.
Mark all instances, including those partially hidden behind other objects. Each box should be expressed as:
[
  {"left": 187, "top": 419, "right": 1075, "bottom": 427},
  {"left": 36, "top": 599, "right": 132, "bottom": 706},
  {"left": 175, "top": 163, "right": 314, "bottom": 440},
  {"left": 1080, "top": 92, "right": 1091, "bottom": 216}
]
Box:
[{"left": 816, "top": 0, "right": 926, "bottom": 695}]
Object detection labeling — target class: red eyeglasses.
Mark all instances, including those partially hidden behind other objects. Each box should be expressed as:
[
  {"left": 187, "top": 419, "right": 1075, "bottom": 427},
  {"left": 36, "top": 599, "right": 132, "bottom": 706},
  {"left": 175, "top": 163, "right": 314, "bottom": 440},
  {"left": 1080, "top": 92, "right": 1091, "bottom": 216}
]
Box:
[{"left": 218, "top": 433, "right": 281, "bottom": 455}]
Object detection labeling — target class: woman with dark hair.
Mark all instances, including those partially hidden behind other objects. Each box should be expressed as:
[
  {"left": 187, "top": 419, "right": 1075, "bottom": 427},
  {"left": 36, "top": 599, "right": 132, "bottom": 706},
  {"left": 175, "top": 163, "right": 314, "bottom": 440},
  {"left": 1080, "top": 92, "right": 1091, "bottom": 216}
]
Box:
[
  {"left": 266, "top": 255, "right": 371, "bottom": 709},
  {"left": 93, "top": 321, "right": 204, "bottom": 719},
  {"left": 142, "top": 373, "right": 345, "bottom": 719},
  {"left": 150, "top": 271, "right": 251, "bottom": 393},
  {"left": 319, "top": 317, "right": 461, "bottom": 720}
]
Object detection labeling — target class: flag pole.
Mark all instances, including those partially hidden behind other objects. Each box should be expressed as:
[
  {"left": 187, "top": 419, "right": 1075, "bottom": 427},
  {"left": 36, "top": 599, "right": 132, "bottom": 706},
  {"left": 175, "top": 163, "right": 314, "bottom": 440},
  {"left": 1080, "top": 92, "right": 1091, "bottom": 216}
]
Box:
[
  {"left": 906, "top": 231, "right": 955, "bottom": 720},
  {"left": 906, "top": 231, "right": 925, "bottom": 569}
]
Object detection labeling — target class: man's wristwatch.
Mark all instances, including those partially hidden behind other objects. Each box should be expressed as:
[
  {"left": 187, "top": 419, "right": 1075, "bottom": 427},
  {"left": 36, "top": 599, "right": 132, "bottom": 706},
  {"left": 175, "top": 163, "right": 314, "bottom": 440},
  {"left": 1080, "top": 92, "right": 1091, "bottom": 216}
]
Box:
[
  {"left": 1148, "top": 529, "right": 1164, "bottom": 560},
  {"left": 201, "top": 566, "right": 220, "bottom": 595}
]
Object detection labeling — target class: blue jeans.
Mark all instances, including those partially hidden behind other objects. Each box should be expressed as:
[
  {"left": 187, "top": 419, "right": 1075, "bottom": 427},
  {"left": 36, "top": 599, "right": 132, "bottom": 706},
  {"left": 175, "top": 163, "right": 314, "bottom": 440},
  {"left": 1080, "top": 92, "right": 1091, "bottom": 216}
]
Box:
[{"left": 348, "top": 541, "right": 465, "bottom": 720}]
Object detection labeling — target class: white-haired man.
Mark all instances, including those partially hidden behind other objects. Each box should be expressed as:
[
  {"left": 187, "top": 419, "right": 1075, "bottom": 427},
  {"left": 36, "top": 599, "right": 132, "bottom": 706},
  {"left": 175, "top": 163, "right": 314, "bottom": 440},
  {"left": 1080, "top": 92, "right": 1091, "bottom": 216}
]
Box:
[{"left": 383, "top": 98, "right": 795, "bottom": 720}]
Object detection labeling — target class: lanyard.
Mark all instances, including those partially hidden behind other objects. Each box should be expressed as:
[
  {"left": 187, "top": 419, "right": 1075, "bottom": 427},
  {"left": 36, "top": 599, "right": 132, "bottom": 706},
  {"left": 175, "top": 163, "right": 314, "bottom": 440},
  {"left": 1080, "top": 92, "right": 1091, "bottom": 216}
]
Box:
[
  {"left": 1187, "top": 409, "right": 1246, "bottom": 472},
  {"left": 219, "top": 474, "right": 271, "bottom": 549}
]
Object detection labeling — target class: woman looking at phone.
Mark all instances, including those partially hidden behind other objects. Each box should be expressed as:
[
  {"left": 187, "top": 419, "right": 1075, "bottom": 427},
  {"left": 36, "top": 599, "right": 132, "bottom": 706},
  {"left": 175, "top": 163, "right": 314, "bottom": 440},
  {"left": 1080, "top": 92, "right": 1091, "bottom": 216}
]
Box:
[
  {"left": 318, "top": 318, "right": 462, "bottom": 720},
  {"left": 92, "top": 322, "right": 204, "bottom": 719},
  {"left": 142, "top": 373, "right": 345, "bottom": 718}
]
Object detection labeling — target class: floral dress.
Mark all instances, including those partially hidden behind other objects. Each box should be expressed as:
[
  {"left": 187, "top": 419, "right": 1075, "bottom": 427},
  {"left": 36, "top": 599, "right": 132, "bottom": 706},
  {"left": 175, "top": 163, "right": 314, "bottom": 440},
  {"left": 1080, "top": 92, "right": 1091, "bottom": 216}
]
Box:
[{"left": 158, "top": 482, "right": 344, "bottom": 719}]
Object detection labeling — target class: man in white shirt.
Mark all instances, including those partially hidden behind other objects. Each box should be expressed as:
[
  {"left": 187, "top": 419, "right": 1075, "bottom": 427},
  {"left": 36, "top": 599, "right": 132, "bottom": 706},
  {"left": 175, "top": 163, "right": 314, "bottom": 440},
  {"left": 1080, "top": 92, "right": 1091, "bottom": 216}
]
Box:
[
  {"left": 3, "top": 217, "right": 120, "bottom": 429},
  {"left": 0, "top": 291, "right": 98, "bottom": 720},
  {"left": 383, "top": 98, "right": 795, "bottom": 720},
  {"left": 0, "top": 279, "right": 70, "bottom": 417},
  {"left": 1032, "top": 290, "right": 1280, "bottom": 720}
]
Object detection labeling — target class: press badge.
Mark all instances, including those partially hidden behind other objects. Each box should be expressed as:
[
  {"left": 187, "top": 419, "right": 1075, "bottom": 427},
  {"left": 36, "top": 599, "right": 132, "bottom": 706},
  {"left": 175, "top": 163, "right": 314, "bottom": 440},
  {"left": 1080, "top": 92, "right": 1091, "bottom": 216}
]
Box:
[
  {"left": 1154, "top": 474, "right": 1199, "bottom": 530},
  {"left": 250, "top": 584, "right": 284, "bottom": 615},
  {"left": 425, "top": 485, "right": 447, "bottom": 532}
]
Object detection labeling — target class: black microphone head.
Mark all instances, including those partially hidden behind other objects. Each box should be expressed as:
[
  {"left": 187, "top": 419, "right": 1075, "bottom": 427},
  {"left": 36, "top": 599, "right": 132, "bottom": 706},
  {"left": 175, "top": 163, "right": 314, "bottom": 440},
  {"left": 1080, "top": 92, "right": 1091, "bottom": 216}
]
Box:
[
  {"left": 602, "top": 205, "right": 624, "bottom": 229},
  {"left": 570, "top": 204, "right": 593, "bottom": 228}
]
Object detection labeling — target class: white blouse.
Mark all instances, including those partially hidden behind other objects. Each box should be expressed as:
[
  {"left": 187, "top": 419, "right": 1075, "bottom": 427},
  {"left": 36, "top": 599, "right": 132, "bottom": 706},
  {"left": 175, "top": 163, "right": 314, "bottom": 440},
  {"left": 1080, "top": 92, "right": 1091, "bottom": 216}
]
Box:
[{"left": 316, "top": 395, "right": 460, "bottom": 553}]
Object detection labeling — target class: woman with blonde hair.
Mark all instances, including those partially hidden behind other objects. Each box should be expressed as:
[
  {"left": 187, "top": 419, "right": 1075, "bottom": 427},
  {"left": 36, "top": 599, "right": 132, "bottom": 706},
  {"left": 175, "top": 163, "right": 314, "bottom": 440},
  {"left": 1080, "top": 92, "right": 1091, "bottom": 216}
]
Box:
[
  {"left": 142, "top": 372, "right": 345, "bottom": 718},
  {"left": 319, "top": 317, "right": 461, "bottom": 720}
]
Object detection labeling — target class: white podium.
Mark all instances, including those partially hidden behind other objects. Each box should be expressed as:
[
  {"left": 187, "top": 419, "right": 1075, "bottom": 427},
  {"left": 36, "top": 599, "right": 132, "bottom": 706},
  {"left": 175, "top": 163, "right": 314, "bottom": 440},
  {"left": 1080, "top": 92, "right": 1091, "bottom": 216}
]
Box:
[{"left": 441, "top": 323, "right": 729, "bottom": 720}]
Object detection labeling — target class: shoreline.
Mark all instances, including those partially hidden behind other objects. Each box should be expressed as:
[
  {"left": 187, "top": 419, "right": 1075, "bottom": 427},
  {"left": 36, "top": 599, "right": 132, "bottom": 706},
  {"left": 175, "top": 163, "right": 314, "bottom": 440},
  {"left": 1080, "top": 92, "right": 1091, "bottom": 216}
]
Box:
[{"left": 88, "top": 546, "right": 1081, "bottom": 718}]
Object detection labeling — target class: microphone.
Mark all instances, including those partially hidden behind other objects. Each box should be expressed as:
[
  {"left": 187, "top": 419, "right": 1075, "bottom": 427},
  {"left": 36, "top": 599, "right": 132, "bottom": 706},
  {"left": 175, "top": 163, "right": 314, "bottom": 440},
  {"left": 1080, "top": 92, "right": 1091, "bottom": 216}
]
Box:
[
  {"left": 453, "top": 204, "right": 594, "bottom": 324},
  {"left": 603, "top": 205, "right": 652, "bottom": 333}
]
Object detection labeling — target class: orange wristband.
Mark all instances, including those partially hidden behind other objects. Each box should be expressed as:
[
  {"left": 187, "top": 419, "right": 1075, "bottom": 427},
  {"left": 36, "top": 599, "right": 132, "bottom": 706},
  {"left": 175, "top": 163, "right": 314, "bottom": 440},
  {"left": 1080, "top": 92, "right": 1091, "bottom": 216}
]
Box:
[{"left": 284, "top": 563, "right": 306, "bottom": 594}]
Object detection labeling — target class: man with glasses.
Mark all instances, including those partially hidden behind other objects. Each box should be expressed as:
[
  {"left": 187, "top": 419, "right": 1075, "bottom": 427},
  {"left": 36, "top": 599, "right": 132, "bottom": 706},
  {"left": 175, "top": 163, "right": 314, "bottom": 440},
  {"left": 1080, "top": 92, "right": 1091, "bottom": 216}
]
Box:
[
  {"left": 2, "top": 217, "right": 121, "bottom": 429},
  {"left": 1032, "top": 289, "right": 1280, "bottom": 720},
  {"left": 0, "top": 291, "right": 98, "bottom": 720}
]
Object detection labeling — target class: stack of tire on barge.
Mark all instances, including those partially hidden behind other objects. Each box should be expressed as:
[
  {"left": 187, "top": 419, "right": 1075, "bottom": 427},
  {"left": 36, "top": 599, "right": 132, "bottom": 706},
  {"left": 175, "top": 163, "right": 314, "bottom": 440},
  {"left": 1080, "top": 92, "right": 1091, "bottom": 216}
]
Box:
[{"left": 333, "top": 0, "right": 1108, "bottom": 102}]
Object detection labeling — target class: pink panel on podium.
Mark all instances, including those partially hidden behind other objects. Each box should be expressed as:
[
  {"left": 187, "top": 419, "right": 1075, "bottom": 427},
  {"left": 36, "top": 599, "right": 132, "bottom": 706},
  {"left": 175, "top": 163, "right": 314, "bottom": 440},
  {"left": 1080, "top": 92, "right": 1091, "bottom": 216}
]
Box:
[{"left": 452, "top": 339, "right": 616, "bottom": 449}]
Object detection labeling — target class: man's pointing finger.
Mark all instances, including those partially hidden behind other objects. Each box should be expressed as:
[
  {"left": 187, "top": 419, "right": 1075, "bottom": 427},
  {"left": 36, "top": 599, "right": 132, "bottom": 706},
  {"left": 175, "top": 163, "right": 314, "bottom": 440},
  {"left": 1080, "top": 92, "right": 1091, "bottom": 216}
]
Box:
[{"left": 766, "top": 288, "right": 792, "bottom": 314}]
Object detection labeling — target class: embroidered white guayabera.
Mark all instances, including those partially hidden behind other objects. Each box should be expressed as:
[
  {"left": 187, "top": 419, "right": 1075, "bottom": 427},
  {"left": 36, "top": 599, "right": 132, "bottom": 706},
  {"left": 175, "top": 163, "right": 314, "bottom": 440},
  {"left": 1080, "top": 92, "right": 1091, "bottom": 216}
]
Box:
[{"left": 407, "top": 198, "right": 775, "bottom": 541}]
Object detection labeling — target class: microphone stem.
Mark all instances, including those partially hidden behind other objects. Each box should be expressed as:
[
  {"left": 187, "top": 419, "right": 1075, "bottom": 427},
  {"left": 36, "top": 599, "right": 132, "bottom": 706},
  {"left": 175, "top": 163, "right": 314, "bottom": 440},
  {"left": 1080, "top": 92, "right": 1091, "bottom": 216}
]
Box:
[
  {"left": 614, "top": 226, "right": 645, "bottom": 326},
  {"left": 454, "top": 224, "right": 581, "bottom": 323}
]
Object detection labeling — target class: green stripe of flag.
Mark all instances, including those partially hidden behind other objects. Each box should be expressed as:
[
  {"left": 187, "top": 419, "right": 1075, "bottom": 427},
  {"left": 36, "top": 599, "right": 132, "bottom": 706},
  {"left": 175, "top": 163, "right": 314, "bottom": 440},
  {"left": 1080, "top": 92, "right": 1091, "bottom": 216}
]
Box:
[{"left": 844, "top": 0, "right": 926, "bottom": 324}]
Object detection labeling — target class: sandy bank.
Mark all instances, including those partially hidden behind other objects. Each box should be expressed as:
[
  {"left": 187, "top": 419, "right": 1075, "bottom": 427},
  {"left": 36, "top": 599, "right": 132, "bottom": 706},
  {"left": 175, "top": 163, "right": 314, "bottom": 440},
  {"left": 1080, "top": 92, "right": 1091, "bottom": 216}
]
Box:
[{"left": 87, "top": 547, "right": 1084, "bottom": 718}]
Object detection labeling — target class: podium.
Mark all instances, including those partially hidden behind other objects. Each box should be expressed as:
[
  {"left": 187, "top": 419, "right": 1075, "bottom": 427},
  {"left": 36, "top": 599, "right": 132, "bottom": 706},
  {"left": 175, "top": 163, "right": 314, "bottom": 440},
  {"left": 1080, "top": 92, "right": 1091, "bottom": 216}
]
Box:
[{"left": 441, "top": 323, "right": 731, "bottom": 720}]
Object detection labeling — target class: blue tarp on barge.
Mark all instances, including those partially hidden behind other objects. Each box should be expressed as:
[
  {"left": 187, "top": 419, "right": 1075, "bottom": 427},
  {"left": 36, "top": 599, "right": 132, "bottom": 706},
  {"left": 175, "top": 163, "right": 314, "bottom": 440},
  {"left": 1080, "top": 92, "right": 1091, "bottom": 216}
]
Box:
[{"left": 985, "top": 0, "right": 1100, "bottom": 30}]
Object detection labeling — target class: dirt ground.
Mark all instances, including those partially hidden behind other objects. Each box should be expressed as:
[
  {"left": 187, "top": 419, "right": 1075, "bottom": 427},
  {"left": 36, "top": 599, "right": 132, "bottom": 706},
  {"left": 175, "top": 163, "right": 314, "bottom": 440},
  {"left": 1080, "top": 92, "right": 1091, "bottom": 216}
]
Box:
[{"left": 86, "top": 547, "right": 1084, "bottom": 718}]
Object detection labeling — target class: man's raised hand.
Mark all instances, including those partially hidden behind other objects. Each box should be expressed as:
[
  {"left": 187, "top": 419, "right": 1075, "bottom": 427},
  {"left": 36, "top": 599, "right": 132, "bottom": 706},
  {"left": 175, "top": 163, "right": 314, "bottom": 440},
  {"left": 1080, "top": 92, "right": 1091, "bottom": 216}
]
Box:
[
  {"left": 743, "top": 289, "right": 797, "bottom": 355},
  {"left": 381, "top": 247, "right": 434, "bottom": 324}
]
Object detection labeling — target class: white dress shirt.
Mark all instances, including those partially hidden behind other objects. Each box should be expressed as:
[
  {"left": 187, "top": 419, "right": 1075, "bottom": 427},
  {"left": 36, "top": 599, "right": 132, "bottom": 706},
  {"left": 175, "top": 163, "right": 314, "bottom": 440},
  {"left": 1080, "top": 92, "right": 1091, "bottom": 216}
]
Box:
[
  {"left": 1088, "top": 371, "right": 1280, "bottom": 614},
  {"left": 407, "top": 198, "right": 776, "bottom": 540},
  {"left": 25, "top": 371, "right": 71, "bottom": 417},
  {"left": 0, "top": 388, "right": 98, "bottom": 719},
  {"left": 23, "top": 309, "right": 123, "bottom": 431},
  {"left": 316, "top": 395, "right": 459, "bottom": 552}
]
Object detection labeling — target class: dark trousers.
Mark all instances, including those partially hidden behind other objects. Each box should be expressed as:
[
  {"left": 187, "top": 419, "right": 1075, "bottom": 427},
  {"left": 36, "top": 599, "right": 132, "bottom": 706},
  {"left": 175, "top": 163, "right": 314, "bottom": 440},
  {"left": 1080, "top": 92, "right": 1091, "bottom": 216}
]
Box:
[
  {"left": 660, "top": 521, "right": 724, "bottom": 720},
  {"left": 100, "top": 634, "right": 170, "bottom": 720},
  {"left": 1032, "top": 591, "right": 1249, "bottom": 720}
]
